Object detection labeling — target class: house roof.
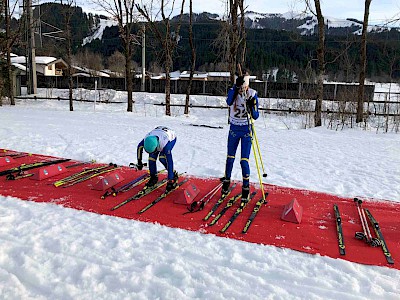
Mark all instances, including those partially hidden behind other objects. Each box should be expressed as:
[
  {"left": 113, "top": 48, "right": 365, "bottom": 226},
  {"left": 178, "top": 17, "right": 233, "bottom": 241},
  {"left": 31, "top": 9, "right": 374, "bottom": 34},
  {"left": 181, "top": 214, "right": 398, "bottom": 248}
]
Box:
[
  {"left": 207, "top": 72, "right": 231, "bottom": 77},
  {"left": 11, "top": 63, "right": 26, "bottom": 72},
  {"left": 72, "top": 65, "right": 110, "bottom": 78},
  {"left": 11, "top": 56, "right": 59, "bottom": 65}
]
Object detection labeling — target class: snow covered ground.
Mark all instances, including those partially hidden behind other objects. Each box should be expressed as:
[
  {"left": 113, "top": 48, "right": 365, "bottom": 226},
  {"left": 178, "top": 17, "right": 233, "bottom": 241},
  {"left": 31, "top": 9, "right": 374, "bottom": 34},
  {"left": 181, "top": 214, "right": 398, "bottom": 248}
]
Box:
[{"left": 1, "top": 89, "right": 400, "bottom": 299}]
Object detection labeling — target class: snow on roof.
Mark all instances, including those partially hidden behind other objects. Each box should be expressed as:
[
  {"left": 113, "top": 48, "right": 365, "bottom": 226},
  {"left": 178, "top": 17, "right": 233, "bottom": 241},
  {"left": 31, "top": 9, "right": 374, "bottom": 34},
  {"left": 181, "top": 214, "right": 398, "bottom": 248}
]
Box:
[
  {"left": 179, "top": 71, "right": 208, "bottom": 79},
  {"left": 170, "top": 71, "right": 181, "bottom": 79},
  {"left": 11, "top": 63, "right": 26, "bottom": 71},
  {"left": 72, "top": 65, "right": 110, "bottom": 78},
  {"left": 11, "top": 56, "right": 57, "bottom": 65},
  {"left": 207, "top": 72, "right": 231, "bottom": 77}
]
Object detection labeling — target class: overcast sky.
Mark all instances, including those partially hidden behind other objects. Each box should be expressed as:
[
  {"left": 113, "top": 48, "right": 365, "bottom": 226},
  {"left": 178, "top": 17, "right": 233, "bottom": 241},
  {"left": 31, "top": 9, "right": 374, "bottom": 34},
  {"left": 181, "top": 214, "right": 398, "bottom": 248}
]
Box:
[{"left": 24, "top": 0, "right": 400, "bottom": 24}]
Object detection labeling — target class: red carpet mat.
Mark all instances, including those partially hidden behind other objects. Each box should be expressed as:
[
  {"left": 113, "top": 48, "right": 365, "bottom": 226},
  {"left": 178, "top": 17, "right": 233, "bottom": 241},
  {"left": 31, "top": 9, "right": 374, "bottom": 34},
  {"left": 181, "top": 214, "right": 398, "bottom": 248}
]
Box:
[{"left": 1, "top": 149, "right": 399, "bottom": 269}]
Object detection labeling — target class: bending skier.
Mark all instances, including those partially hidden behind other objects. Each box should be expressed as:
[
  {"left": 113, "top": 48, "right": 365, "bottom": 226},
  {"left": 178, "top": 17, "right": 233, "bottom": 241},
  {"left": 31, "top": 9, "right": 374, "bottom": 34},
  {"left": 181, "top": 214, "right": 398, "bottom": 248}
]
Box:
[
  {"left": 137, "top": 126, "right": 178, "bottom": 192},
  {"left": 222, "top": 73, "right": 259, "bottom": 200}
]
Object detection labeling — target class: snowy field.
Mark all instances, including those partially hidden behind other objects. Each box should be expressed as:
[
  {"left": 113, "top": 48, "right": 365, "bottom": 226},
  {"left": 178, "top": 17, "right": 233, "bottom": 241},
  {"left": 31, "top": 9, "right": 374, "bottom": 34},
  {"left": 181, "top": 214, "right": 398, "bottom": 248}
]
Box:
[{"left": 1, "top": 89, "right": 400, "bottom": 299}]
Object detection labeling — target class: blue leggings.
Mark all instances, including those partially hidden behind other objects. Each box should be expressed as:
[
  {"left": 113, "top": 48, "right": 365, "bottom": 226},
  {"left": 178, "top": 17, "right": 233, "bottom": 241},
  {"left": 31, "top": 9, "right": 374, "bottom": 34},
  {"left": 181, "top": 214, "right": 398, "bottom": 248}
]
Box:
[
  {"left": 224, "top": 127, "right": 252, "bottom": 187},
  {"left": 149, "top": 138, "right": 176, "bottom": 180}
]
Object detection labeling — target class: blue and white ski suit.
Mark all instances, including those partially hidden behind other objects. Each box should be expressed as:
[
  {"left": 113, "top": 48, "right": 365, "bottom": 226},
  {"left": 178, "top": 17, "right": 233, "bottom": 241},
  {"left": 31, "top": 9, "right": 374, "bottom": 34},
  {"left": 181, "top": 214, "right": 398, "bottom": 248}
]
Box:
[
  {"left": 137, "top": 126, "right": 177, "bottom": 180},
  {"left": 224, "top": 86, "right": 259, "bottom": 187}
]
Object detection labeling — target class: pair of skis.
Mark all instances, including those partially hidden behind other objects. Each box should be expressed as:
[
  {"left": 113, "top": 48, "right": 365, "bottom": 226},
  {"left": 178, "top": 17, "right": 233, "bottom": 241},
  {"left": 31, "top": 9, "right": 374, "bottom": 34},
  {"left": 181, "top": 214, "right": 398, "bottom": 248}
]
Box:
[
  {"left": 333, "top": 201, "right": 394, "bottom": 264},
  {"left": 354, "top": 199, "right": 393, "bottom": 264},
  {"left": 101, "top": 173, "right": 149, "bottom": 199},
  {"left": 110, "top": 178, "right": 169, "bottom": 211},
  {"left": 202, "top": 183, "right": 268, "bottom": 233},
  {"left": 111, "top": 173, "right": 187, "bottom": 212},
  {"left": 53, "top": 164, "right": 118, "bottom": 187},
  {"left": 1, "top": 158, "right": 71, "bottom": 179},
  {"left": 208, "top": 191, "right": 257, "bottom": 228}
]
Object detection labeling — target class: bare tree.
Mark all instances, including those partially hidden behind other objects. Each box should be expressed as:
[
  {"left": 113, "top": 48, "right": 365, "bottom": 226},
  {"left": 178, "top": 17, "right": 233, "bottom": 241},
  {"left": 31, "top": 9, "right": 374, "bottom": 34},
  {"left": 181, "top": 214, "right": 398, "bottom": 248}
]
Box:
[
  {"left": 184, "top": 0, "right": 195, "bottom": 115},
  {"left": 60, "top": 0, "right": 76, "bottom": 111},
  {"left": 213, "top": 1, "right": 246, "bottom": 83},
  {"left": 238, "top": 0, "right": 246, "bottom": 67},
  {"left": 227, "top": 0, "right": 244, "bottom": 84},
  {"left": 305, "top": 0, "right": 325, "bottom": 127},
  {"left": 136, "top": 0, "right": 186, "bottom": 116},
  {"left": 356, "top": 0, "right": 372, "bottom": 123},
  {"left": 1, "top": 0, "right": 20, "bottom": 106},
  {"left": 95, "top": 0, "right": 137, "bottom": 112}
]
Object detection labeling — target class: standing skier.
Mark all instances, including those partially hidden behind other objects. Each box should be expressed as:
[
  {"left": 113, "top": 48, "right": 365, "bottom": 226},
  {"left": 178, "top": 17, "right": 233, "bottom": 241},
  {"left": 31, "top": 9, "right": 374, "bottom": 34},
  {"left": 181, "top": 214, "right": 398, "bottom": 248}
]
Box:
[
  {"left": 222, "top": 73, "right": 259, "bottom": 200},
  {"left": 137, "top": 126, "right": 178, "bottom": 192}
]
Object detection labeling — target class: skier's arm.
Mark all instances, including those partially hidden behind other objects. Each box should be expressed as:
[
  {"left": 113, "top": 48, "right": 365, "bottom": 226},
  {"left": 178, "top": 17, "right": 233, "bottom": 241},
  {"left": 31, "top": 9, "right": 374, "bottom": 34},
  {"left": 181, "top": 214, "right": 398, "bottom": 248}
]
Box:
[
  {"left": 137, "top": 139, "right": 144, "bottom": 163},
  {"left": 250, "top": 93, "right": 260, "bottom": 120},
  {"left": 226, "top": 86, "right": 238, "bottom": 106}
]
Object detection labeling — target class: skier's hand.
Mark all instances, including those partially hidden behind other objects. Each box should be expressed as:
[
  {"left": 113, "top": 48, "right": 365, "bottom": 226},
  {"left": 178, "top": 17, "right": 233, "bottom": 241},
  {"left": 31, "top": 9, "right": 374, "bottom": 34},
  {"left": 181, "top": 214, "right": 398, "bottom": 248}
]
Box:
[
  {"left": 235, "top": 76, "right": 245, "bottom": 87},
  {"left": 136, "top": 160, "right": 144, "bottom": 170},
  {"left": 246, "top": 96, "right": 256, "bottom": 109}
]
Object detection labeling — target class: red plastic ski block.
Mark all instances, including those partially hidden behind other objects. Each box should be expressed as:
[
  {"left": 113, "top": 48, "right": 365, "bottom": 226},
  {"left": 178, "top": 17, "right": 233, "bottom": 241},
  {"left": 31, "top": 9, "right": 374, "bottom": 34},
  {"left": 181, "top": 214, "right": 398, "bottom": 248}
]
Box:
[
  {"left": 92, "top": 172, "right": 125, "bottom": 191},
  {"left": 30, "top": 164, "right": 68, "bottom": 180},
  {"left": 174, "top": 182, "right": 200, "bottom": 205},
  {"left": 0, "top": 156, "right": 15, "bottom": 167},
  {"left": 281, "top": 199, "right": 303, "bottom": 224}
]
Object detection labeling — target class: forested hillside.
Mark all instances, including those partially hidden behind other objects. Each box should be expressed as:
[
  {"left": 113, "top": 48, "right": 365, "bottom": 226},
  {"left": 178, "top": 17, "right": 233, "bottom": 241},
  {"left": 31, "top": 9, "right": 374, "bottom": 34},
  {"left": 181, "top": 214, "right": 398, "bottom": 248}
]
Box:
[
  {"left": 85, "top": 19, "right": 400, "bottom": 82},
  {"left": 6, "top": 4, "right": 400, "bottom": 82}
]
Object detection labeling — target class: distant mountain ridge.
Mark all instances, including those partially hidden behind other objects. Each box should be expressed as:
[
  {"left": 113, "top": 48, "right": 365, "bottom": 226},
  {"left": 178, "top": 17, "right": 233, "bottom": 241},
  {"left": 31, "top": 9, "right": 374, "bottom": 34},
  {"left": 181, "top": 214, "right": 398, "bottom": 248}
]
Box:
[{"left": 174, "top": 11, "right": 397, "bottom": 36}]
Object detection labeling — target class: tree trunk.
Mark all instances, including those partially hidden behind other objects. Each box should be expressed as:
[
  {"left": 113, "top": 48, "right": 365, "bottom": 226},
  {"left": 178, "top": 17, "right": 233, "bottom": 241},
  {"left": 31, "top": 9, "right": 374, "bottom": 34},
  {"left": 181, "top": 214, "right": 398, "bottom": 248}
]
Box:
[
  {"left": 356, "top": 0, "right": 372, "bottom": 123},
  {"left": 66, "top": 11, "right": 73, "bottom": 111},
  {"left": 314, "top": 0, "right": 325, "bottom": 127},
  {"left": 238, "top": 0, "right": 246, "bottom": 67},
  {"left": 165, "top": 46, "right": 172, "bottom": 116},
  {"left": 228, "top": 0, "right": 239, "bottom": 84},
  {"left": 126, "top": 28, "right": 133, "bottom": 112},
  {"left": 5, "top": 0, "right": 15, "bottom": 105},
  {"left": 184, "top": 0, "right": 195, "bottom": 115}
]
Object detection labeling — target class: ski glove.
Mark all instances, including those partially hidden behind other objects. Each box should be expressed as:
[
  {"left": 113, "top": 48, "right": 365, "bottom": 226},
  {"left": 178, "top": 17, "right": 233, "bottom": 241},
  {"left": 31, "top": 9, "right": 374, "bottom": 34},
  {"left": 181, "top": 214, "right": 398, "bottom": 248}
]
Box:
[
  {"left": 246, "top": 96, "right": 256, "bottom": 109},
  {"left": 235, "top": 76, "right": 245, "bottom": 87}
]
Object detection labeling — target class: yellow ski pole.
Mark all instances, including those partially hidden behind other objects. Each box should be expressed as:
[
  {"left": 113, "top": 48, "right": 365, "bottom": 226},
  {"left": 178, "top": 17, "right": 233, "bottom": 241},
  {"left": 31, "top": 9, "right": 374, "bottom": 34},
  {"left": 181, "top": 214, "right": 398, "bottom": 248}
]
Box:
[
  {"left": 249, "top": 118, "right": 267, "bottom": 178},
  {"left": 250, "top": 128, "right": 266, "bottom": 201}
]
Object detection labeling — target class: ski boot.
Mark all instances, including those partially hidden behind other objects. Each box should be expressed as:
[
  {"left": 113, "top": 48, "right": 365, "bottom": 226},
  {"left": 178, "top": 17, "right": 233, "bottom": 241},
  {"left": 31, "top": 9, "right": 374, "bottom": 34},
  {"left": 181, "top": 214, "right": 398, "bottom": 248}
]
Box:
[
  {"left": 241, "top": 185, "right": 250, "bottom": 202},
  {"left": 173, "top": 170, "right": 179, "bottom": 182},
  {"left": 166, "top": 179, "right": 177, "bottom": 193},
  {"left": 221, "top": 177, "right": 231, "bottom": 195},
  {"left": 145, "top": 174, "right": 158, "bottom": 188}
]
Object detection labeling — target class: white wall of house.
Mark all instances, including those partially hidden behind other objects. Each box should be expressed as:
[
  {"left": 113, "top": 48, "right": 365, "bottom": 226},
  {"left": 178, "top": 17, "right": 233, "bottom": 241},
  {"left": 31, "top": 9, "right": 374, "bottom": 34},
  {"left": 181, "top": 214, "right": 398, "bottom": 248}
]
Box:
[{"left": 42, "top": 64, "right": 56, "bottom": 76}]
